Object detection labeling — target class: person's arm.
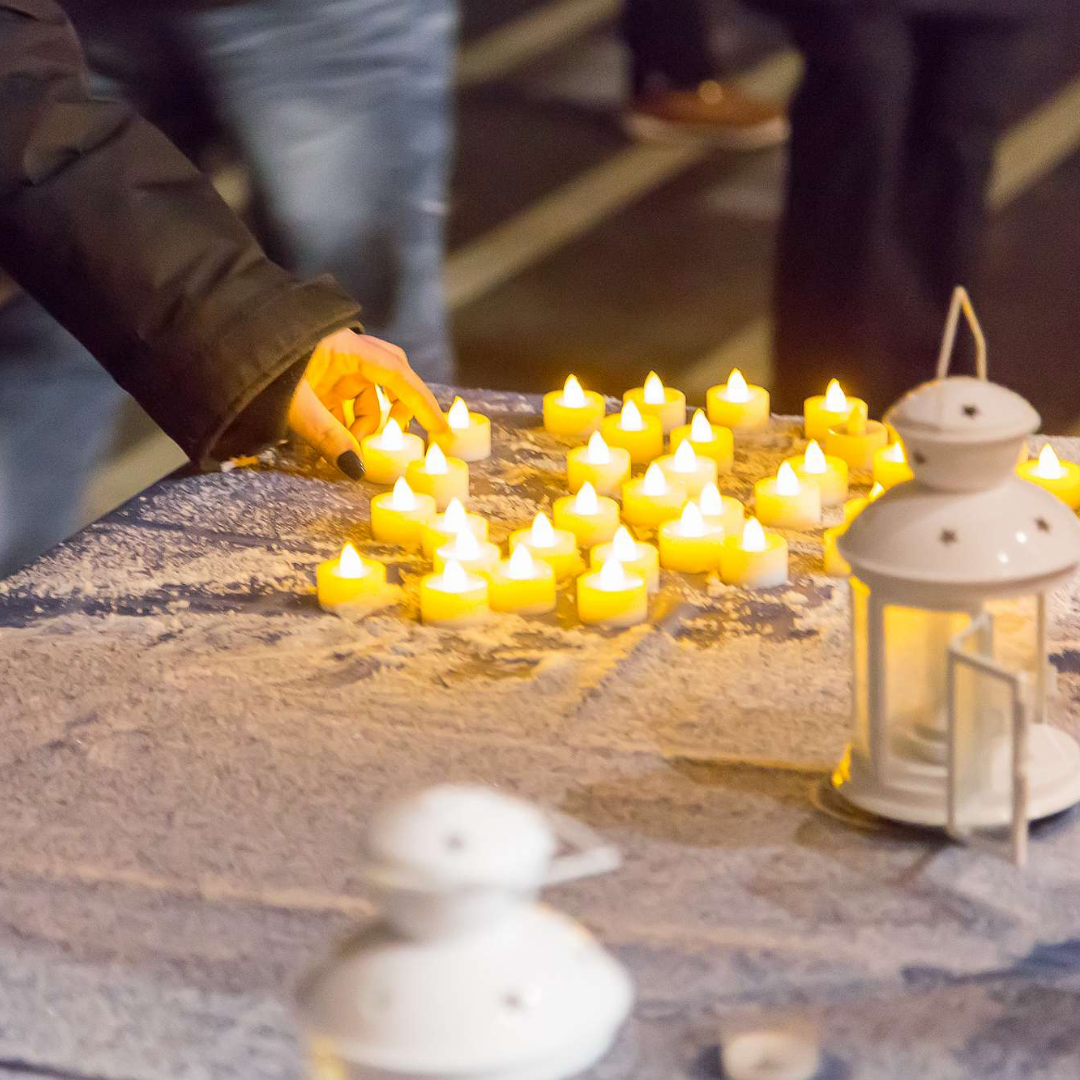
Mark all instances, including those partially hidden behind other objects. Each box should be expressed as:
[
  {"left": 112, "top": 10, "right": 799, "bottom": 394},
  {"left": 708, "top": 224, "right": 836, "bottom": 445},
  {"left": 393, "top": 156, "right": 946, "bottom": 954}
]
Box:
[{"left": 0, "top": 0, "right": 443, "bottom": 471}]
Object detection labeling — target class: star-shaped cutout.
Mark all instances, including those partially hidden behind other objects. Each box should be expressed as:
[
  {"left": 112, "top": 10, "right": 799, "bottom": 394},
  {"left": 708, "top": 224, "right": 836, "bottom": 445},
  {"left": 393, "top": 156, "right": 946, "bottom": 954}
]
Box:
[
  {"left": 962, "top": 404, "right": 980, "bottom": 418},
  {"left": 1036, "top": 517, "right": 1051, "bottom": 533},
  {"left": 444, "top": 833, "right": 467, "bottom": 852},
  {"left": 940, "top": 529, "right": 958, "bottom": 545}
]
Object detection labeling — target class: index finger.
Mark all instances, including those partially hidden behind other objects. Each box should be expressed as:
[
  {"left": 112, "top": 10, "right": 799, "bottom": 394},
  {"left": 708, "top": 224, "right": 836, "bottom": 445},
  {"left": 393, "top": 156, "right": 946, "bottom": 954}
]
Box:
[{"left": 370, "top": 362, "right": 446, "bottom": 435}]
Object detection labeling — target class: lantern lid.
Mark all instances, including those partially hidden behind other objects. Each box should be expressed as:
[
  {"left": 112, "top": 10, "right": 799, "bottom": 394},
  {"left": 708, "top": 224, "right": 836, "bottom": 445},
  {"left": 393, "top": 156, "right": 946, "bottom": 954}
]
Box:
[
  {"left": 362, "top": 785, "right": 558, "bottom": 894},
  {"left": 887, "top": 376, "right": 1039, "bottom": 446},
  {"left": 838, "top": 476, "right": 1080, "bottom": 596}
]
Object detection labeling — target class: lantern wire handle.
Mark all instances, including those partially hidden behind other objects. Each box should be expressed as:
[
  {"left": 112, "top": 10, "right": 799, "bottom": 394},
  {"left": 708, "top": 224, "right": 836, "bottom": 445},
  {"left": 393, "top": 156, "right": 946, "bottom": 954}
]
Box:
[{"left": 936, "top": 286, "right": 988, "bottom": 381}]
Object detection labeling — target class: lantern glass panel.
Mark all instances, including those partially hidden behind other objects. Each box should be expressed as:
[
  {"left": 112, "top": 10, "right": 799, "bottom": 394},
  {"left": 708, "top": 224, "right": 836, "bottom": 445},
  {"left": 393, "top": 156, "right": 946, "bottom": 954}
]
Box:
[
  {"left": 881, "top": 603, "right": 970, "bottom": 746},
  {"left": 851, "top": 580, "right": 871, "bottom": 759}
]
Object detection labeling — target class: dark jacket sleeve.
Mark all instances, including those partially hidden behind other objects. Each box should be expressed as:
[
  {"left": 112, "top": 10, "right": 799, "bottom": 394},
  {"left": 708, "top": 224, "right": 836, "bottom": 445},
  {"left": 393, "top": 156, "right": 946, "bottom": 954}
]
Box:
[{"left": 0, "top": 0, "right": 363, "bottom": 464}]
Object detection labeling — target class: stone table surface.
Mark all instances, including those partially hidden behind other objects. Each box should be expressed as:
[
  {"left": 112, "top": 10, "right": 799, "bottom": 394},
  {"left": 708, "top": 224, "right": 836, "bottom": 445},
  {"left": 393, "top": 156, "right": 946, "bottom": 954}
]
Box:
[{"left": 3, "top": 388, "right": 1080, "bottom": 1080}]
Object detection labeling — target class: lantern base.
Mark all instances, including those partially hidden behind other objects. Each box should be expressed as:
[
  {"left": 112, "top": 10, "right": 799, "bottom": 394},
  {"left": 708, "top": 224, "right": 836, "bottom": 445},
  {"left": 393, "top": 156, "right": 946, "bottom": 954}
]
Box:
[{"left": 833, "top": 725, "right": 1080, "bottom": 829}]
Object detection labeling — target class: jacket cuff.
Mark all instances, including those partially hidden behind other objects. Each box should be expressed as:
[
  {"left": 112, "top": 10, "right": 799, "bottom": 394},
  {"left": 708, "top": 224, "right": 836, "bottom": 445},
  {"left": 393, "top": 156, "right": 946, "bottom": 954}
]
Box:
[{"left": 192, "top": 275, "right": 362, "bottom": 466}]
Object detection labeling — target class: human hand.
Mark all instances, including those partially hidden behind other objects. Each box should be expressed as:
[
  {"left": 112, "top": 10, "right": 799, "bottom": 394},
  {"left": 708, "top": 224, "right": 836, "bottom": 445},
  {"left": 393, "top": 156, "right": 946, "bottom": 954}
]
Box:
[{"left": 287, "top": 328, "right": 447, "bottom": 478}]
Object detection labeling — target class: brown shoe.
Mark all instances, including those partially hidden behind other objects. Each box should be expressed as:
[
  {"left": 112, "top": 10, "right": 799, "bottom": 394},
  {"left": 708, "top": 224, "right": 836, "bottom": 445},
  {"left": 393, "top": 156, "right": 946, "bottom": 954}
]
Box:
[{"left": 622, "top": 80, "right": 789, "bottom": 151}]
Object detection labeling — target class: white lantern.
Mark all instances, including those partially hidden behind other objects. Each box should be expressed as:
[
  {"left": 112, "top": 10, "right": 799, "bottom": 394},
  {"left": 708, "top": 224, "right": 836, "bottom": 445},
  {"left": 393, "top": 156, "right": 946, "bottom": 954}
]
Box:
[
  {"left": 297, "top": 785, "right": 633, "bottom": 1079},
  {"left": 834, "top": 288, "right": 1080, "bottom": 864}
]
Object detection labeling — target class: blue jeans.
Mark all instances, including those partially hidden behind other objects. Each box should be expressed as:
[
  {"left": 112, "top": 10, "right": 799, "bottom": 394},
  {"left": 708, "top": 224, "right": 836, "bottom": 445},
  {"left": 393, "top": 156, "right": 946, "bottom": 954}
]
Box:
[
  {"left": 0, "top": 294, "right": 125, "bottom": 578},
  {"left": 186, "top": 0, "right": 457, "bottom": 382}
]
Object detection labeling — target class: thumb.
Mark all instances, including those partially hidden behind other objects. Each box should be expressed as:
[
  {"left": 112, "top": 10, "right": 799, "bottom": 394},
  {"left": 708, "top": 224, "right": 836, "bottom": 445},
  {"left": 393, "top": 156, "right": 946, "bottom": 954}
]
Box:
[{"left": 287, "top": 381, "right": 365, "bottom": 479}]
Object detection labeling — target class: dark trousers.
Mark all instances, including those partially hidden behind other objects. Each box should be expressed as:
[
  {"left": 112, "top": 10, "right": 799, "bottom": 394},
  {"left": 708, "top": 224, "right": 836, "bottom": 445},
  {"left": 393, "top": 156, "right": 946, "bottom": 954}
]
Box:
[
  {"left": 621, "top": 0, "right": 715, "bottom": 94},
  {"left": 768, "top": 9, "right": 1029, "bottom": 414}
]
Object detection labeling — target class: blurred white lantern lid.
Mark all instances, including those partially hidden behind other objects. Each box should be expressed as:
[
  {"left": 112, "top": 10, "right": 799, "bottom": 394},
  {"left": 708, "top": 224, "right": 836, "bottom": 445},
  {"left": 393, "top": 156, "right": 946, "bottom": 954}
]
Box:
[
  {"left": 888, "top": 375, "right": 1039, "bottom": 444},
  {"left": 840, "top": 476, "right": 1080, "bottom": 604},
  {"left": 298, "top": 786, "right": 633, "bottom": 1079},
  {"left": 362, "top": 784, "right": 558, "bottom": 893}
]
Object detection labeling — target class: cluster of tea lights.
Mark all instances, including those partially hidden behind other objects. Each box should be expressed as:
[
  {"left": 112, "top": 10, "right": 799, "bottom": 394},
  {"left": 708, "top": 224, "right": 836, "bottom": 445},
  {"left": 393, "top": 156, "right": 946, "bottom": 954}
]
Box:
[{"left": 316, "top": 376, "right": 1080, "bottom": 628}]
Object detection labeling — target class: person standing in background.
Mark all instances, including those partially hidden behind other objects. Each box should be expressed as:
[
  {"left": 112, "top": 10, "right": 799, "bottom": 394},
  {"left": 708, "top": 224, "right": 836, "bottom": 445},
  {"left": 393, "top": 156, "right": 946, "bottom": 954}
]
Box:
[
  {"left": 620, "top": 0, "right": 788, "bottom": 149},
  {"left": 0, "top": 0, "right": 456, "bottom": 577},
  {"left": 758, "top": 0, "right": 1050, "bottom": 414}
]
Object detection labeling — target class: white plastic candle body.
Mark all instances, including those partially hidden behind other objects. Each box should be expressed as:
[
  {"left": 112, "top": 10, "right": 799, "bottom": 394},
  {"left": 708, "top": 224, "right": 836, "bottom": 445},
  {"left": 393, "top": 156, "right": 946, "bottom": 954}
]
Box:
[
  {"left": 754, "top": 462, "right": 821, "bottom": 528},
  {"left": 433, "top": 397, "right": 492, "bottom": 462},
  {"left": 361, "top": 418, "right": 425, "bottom": 485},
  {"left": 567, "top": 432, "right": 631, "bottom": 497},
  {"left": 577, "top": 556, "right": 648, "bottom": 627},
  {"left": 623, "top": 372, "right": 686, "bottom": 433},
  {"left": 590, "top": 526, "right": 660, "bottom": 593},
  {"left": 656, "top": 439, "right": 719, "bottom": 498},
  {"left": 420, "top": 559, "right": 490, "bottom": 626},
  {"left": 405, "top": 443, "right": 470, "bottom": 511},
  {"left": 370, "top": 478, "right": 437, "bottom": 549},
  {"left": 706, "top": 368, "right": 770, "bottom": 432}
]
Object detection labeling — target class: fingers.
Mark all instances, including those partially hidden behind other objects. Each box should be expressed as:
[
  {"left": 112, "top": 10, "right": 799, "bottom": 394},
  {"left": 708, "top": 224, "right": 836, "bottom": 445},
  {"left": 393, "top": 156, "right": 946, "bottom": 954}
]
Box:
[
  {"left": 338, "top": 333, "right": 447, "bottom": 435},
  {"left": 389, "top": 400, "right": 413, "bottom": 429},
  {"left": 287, "top": 381, "right": 364, "bottom": 479}
]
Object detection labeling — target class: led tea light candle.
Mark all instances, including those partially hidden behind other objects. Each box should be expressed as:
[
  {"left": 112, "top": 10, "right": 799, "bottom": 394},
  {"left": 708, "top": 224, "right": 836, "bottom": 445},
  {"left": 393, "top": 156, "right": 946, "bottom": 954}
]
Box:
[
  {"left": 843, "top": 482, "right": 884, "bottom": 524},
  {"left": 804, "top": 379, "right": 868, "bottom": 441},
  {"left": 542, "top": 375, "right": 606, "bottom": 440},
  {"left": 624, "top": 371, "right": 686, "bottom": 434},
  {"left": 420, "top": 558, "right": 490, "bottom": 627},
  {"left": 658, "top": 501, "right": 725, "bottom": 573},
  {"left": 488, "top": 545, "right": 557, "bottom": 615},
  {"left": 509, "top": 511, "right": 583, "bottom": 580},
  {"left": 405, "top": 443, "right": 469, "bottom": 511},
  {"left": 706, "top": 368, "right": 770, "bottom": 432},
  {"left": 822, "top": 525, "right": 851, "bottom": 577},
  {"left": 432, "top": 396, "right": 491, "bottom": 462},
  {"left": 590, "top": 526, "right": 660, "bottom": 593},
  {"left": 825, "top": 401, "right": 888, "bottom": 470},
  {"left": 721, "top": 517, "right": 788, "bottom": 588},
  {"left": 433, "top": 526, "right": 501, "bottom": 577},
  {"left": 599, "top": 400, "right": 664, "bottom": 464},
  {"left": 655, "top": 439, "right": 719, "bottom": 498},
  {"left": 1017, "top": 444, "right": 1080, "bottom": 508},
  {"left": 670, "top": 409, "right": 734, "bottom": 470},
  {"left": 421, "top": 497, "right": 489, "bottom": 559},
  {"left": 754, "top": 461, "right": 821, "bottom": 529},
  {"left": 567, "top": 431, "right": 631, "bottom": 497},
  {"left": 370, "top": 477, "right": 437, "bottom": 549},
  {"left": 316, "top": 543, "right": 388, "bottom": 611},
  {"left": 872, "top": 440, "right": 914, "bottom": 490},
  {"left": 577, "top": 555, "right": 648, "bottom": 628},
  {"left": 553, "top": 482, "right": 621, "bottom": 548},
  {"left": 696, "top": 481, "right": 744, "bottom": 535},
  {"left": 361, "top": 417, "right": 424, "bottom": 485},
  {"left": 787, "top": 439, "right": 849, "bottom": 506},
  {"left": 622, "top": 462, "right": 688, "bottom": 529}
]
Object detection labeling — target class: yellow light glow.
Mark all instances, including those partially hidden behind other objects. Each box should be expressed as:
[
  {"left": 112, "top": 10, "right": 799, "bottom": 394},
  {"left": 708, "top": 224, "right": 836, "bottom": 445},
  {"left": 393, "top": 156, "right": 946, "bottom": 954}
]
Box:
[
  {"left": 803, "top": 440, "right": 827, "bottom": 474},
  {"left": 689, "top": 409, "right": 714, "bottom": 442},
  {"left": 390, "top": 476, "right": 417, "bottom": 511},
  {"left": 443, "top": 497, "right": 467, "bottom": 532},
  {"left": 507, "top": 544, "right": 536, "bottom": 580},
  {"left": 1036, "top": 443, "right": 1064, "bottom": 480},
  {"left": 869, "top": 482, "right": 885, "bottom": 500},
  {"left": 824, "top": 379, "right": 847, "bottom": 413},
  {"left": 699, "top": 481, "right": 723, "bottom": 516},
  {"left": 643, "top": 371, "right": 666, "bottom": 405},
  {"left": 380, "top": 417, "right": 404, "bottom": 451},
  {"left": 574, "top": 481, "right": 600, "bottom": 515},
  {"left": 442, "top": 559, "right": 469, "bottom": 593},
  {"left": 671, "top": 440, "right": 698, "bottom": 473},
  {"left": 562, "top": 375, "right": 586, "bottom": 408},
  {"left": 598, "top": 555, "right": 628, "bottom": 590},
  {"left": 776, "top": 461, "right": 801, "bottom": 497},
  {"left": 742, "top": 517, "right": 767, "bottom": 552},
  {"left": 531, "top": 512, "right": 556, "bottom": 547},
  {"left": 375, "top": 384, "right": 391, "bottom": 429},
  {"left": 424, "top": 443, "right": 448, "bottom": 475},
  {"left": 725, "top": 368, "right": 750, "bottom": 403},
  {"left": 847, "top": 400, "right": 869, "bottom": 436},
  {"left": 620, "top": 400, "right": 646, "bottom": 432},
  {"left": 451, "top": 528, "right": 481, "bottom": 560},
  {"left": 677, "top": 501, "right": 706, "bottom": 537},
  {"left": 883, "top": 441, "right": 906, "bottom": 463},
  {"left": 338, "top": 543, "right": 367, "bottom": 578},
  {"left": 586, "top": 430, "right": 612, "bottom": 464},
  {"left": 447, "top": 396, "right": 471, "bottom": 430},
  {"left": 611, "top": 526, "right": 638, "bottom": 562},
  {"left": 642, "top": 462, "right": 668, "bottom": 496}
]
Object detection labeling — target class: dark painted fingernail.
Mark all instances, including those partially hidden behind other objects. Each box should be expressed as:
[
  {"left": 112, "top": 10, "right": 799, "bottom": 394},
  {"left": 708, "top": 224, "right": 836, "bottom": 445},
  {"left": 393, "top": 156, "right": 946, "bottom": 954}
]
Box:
[{"left": 336, "top": 450, "right": 364, "bottom": 480}]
